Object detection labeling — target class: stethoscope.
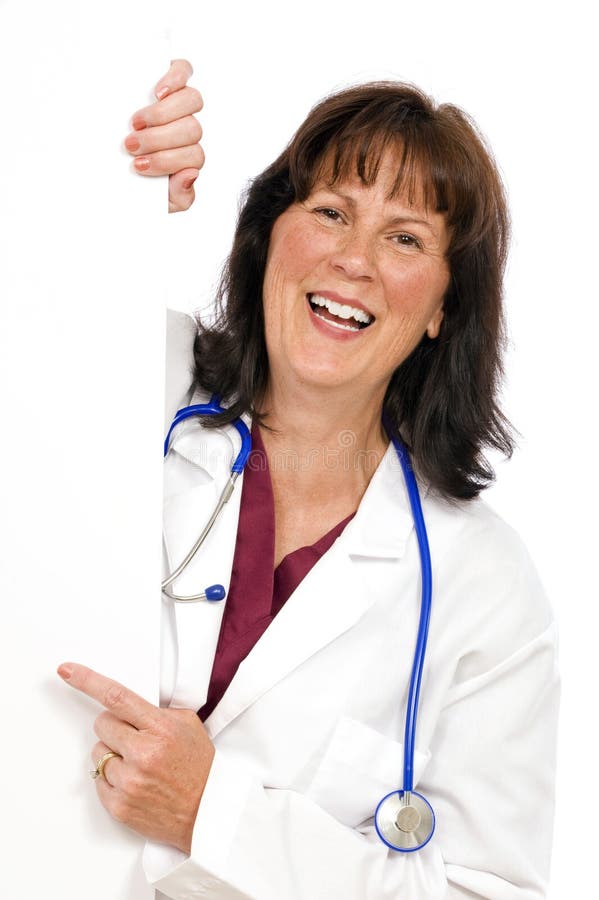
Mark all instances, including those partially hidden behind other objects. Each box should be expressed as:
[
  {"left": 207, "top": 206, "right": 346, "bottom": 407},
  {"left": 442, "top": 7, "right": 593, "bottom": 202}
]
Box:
[{"left": 162, "top": 395, "right": 435, "bottom": 853}]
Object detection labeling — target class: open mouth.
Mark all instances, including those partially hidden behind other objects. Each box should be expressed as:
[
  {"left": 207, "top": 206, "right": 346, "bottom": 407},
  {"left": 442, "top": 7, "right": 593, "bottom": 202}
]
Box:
[{"left": 307, "top": 293, "right": 374, "bottom": 332}]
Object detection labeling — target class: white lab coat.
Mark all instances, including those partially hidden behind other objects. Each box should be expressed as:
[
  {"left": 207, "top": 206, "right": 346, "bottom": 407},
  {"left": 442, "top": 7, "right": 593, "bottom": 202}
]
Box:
[{"left": 144, "top": 311, "right": 559, "bottom": 899}]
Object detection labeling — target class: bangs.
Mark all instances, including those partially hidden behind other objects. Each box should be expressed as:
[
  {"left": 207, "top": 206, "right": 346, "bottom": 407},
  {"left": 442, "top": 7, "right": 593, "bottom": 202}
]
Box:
[
  {"left": 285, "top": 85, "right": 505, "bottom": 255},
  {"left": 317, "top": 129, "right": 444, "bottom": 215}
]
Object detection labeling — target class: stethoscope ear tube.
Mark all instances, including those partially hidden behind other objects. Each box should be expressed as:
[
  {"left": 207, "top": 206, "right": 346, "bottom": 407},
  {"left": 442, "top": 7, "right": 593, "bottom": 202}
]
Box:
[
  {"left": 161, "top": 474, "right": 238, "bottom": 600},
  {"left": 164, "top": 395, "right": 252, "bottom": 473},
  {"left": 162, "top": 396, "right": 252, "bottom": 602}
]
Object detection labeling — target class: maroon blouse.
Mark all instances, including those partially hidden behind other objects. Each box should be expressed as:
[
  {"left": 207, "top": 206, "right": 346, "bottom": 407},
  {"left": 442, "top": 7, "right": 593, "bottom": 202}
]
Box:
[{"left": 198, "top": 424, "right": 354, "bottom": 721}]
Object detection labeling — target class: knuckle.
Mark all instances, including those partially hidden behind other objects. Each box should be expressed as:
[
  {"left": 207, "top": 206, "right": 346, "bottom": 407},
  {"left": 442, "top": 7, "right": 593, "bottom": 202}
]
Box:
[
  {"left": 185, "top": 116, "right": 203, "bottom": 143},
  {"left": 172, "top": 58, "right": 193, "bottom": 81},
  {"left": 120, "top": 770, "right": 142, "bottom": 798},
  {"left": 183, "top": 146, "right": 205, "bottom": 171},
  {"left": 103, "top": 682, "right": 125, "bottom": 709},
  {"left": 186, "top": 87, "right": 204, "bottom": 111},
  {"left": 136, "top": 744, "right": 160, "bottom": 774},
  {"left": 180, "top": 708, "right": 201, "bottom": 727}
]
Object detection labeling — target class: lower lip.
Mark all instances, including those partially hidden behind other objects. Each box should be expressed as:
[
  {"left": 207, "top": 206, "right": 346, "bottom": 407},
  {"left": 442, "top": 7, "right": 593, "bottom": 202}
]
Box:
[{"left": 306, "top": 298, "right": 369, "bottom": 342}]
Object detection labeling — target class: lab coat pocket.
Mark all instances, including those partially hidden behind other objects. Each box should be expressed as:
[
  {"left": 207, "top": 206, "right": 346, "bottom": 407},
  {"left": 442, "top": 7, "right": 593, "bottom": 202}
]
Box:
[{"left": 305, "top": 716, "right": 431, "bottom": 828}]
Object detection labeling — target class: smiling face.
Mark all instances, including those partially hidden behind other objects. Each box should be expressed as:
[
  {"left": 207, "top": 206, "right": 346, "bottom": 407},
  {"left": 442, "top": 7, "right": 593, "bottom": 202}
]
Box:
[{"left": 262, "top": 149, "right": 451, "bottom": 407}]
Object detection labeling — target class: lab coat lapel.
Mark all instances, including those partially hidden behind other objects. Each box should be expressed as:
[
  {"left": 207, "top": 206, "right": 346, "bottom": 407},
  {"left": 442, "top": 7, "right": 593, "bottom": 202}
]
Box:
[{"left": 206, "top": 442, "right": 417, "bottom": 737}]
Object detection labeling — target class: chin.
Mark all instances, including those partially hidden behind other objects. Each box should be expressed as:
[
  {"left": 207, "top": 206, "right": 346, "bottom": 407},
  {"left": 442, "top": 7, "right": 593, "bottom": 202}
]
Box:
[
  {"left": 269, "top": 341, "right": 369, "bottom": 394},
  {"left": 296, "top": 360, "right": 361, "bottom": 391}
]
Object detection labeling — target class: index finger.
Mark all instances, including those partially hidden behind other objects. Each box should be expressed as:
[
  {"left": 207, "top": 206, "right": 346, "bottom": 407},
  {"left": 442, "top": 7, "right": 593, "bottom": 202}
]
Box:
[
  {"left": 57, "top": 662, "right": 158, "bottom": 730},
  {"left": 154, "top": 59, "right": 194, "bottom": 100}
]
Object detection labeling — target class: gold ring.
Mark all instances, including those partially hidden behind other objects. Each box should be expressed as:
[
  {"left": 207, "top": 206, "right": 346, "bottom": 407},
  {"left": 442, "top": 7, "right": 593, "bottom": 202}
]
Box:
[{"left": 90, "top": 750, "right": 122, "bottom": 781}]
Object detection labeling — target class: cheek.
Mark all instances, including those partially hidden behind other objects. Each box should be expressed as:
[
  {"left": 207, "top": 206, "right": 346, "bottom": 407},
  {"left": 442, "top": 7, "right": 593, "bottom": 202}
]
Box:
[
  {"left": 262, "top": 226, "right": 313, "bottom": 345},
  {"left": 265, "top": 218, "right": 324, "bottom": 293},
  {"left": 382, "top": 264, "right": 449, "bottom": 357},
  {"left": 386, "top": 261, "right": 449, "bottom": 320},
  {"left": 262, "top": 258, "right": 287, "bottom": 317}
]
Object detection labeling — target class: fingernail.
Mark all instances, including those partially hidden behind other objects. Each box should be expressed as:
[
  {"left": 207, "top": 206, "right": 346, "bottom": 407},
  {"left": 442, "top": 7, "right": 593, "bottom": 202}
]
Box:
[
  {"left": 134, "top": 157, "right": 150, "bottom": 172},
  {"left": 58, "top": 663, "right": 73, "bottom": 680},
  {"left": 132, "top": 115, "right": 146, "bottom": 131},
  {"left": 124, "top": 135, "right": 140, "bottom": 152},
  {"left": 183, "top": 177, "right": 197, "bottom": 190},
  {"left": 155, "top": 86, "right": 169, "bottom": 100}
]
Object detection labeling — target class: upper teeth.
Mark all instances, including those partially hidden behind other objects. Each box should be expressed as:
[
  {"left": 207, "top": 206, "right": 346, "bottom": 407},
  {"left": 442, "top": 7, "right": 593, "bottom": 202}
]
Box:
[{"left": 310, "top": 294, "right": 373, "bottom": 325}]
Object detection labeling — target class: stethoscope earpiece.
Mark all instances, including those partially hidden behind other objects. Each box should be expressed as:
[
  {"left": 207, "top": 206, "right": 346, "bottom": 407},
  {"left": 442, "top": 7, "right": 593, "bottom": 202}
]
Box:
[{"left": 203, "top": 584, "right": 226, "bottom": 602}]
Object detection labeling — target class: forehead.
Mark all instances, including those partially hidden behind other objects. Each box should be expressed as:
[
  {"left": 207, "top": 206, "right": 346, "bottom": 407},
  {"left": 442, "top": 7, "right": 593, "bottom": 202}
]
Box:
[
  {"left": 309, "top": 138, "right": 441, "bottom": 213},
  {"left": 308, "top": 149, "right": 449, "bottom": 248}
]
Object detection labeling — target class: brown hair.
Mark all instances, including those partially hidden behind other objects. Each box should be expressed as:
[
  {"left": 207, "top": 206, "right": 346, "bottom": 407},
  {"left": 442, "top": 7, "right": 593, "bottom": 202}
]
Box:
[{"left": 193, "top": 82, "right": 513, "bottom": 500}]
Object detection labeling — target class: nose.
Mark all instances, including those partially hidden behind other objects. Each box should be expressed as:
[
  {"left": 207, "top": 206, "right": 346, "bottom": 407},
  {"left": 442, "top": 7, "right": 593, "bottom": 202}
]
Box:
[{"left": 329, "top": 226, "right": 375, "bottom": 281}]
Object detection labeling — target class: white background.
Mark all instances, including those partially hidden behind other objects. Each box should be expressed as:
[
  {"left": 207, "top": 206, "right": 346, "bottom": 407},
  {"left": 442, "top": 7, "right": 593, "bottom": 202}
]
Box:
[{"left": 1, "top": 0, "right": 596, "bottom": 897}]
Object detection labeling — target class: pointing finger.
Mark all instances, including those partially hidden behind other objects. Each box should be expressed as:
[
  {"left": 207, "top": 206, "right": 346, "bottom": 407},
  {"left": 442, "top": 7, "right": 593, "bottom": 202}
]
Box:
[{"left": 57, "top": 663, "right": 158, "bottom": 730}]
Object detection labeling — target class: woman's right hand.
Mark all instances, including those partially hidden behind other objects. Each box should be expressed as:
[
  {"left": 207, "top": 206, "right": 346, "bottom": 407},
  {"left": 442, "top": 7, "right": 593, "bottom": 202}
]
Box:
[{"left": 124, "top": 59, "right": 204, "bottom": 212}]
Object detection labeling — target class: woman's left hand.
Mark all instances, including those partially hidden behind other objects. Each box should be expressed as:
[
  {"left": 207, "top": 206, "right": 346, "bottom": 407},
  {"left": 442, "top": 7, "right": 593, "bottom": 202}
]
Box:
[
  {"left": 57, "top": 662, "right": 214, "bottom": 854},
  {"left": 124, "top": 59, "right": 205, "bottom": 213}
]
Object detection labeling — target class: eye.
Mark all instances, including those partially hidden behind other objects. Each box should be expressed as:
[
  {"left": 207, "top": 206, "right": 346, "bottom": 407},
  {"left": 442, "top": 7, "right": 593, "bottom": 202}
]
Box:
[
  {"left": 392, "top": 232, "right": 423, "bottom": 250},
  {"left": 314, "top": 207, "right": 343, "bottom": 222}
]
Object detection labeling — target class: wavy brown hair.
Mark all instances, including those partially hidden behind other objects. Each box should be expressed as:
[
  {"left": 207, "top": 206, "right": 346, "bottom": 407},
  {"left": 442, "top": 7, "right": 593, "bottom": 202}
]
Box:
[{"left": 193, "top": 82, "right": 513, "bottom": 500}]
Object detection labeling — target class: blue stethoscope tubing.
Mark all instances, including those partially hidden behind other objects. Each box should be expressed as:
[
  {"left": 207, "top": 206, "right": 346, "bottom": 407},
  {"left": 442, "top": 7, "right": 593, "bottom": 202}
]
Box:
[
  {"left": 375, "top": 434, "right": 436, "bottom": 852},
  {"left": 164, "top": 395, "right": 252, "bottom": 472},
  {"left": 163, "top": 397, "right": 435, "bottom": 851},
  {"left": 161, "top": 396, "right": 252, "bottom": 601}
]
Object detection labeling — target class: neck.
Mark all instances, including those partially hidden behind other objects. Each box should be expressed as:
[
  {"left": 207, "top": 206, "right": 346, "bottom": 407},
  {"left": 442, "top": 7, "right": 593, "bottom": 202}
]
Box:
[{"left": 258, "top": 374, "right": 389, "bottom": 485}]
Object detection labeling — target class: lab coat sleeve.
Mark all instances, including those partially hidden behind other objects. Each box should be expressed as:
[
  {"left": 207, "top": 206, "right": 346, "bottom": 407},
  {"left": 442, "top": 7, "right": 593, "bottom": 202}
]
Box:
[
  {"left": 143, "top": 621, "right": 559, "bottom": 900},
  {"left": 431, "top": 621, "right": 559, "bottom": 898}
]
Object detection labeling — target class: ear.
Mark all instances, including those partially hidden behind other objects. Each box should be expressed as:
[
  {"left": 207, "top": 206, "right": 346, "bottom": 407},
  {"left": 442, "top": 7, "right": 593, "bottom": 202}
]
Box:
[{"left": 426, "top": 305, "right": 444, "bottom": 340}]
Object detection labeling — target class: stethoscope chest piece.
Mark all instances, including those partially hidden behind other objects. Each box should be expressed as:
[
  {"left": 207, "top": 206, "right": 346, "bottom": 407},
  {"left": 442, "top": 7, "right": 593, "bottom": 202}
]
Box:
[{"left": 374, "top": 790, "right": 435, "bottom": 852}]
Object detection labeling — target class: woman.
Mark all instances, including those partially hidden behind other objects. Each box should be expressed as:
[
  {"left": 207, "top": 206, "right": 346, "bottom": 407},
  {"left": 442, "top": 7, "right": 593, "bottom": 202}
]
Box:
[{"left": 59, "top": 62, "right": 559, "bottom": 898}]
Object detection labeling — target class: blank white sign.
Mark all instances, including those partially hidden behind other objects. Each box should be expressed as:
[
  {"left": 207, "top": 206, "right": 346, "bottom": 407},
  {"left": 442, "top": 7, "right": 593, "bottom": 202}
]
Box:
[{"left": 0, "top": 2, "right": 168, "bottom": 897}]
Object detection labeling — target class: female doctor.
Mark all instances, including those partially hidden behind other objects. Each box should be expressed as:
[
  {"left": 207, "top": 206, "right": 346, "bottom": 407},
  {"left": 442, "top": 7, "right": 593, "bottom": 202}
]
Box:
[{"left": 58, "top": 61, "right": 559, "bottom": 898}]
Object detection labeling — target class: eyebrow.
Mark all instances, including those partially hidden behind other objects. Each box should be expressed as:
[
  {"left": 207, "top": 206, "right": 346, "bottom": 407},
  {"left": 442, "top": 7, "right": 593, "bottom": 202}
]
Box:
[{"left": 312, "top": 186, "right": 438, "bottom": 234}]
